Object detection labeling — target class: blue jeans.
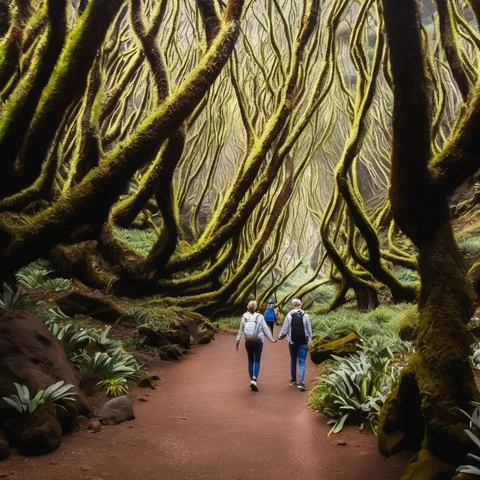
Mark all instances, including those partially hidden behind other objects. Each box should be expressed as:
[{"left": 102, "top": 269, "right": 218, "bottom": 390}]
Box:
[
  {"left": 245, "top": 341, "right": 263, "bottom": 379},
  {"left": 289, "top": 342, "right": 308, "bottom": 383}
]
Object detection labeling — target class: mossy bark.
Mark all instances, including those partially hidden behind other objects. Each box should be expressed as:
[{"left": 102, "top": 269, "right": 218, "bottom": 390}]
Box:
[
  {"left": 378, "top": 0, "right": 480, "bottom": 473},
  {"left": 0, "top": 3, "right": 246, "bottom": 280}
]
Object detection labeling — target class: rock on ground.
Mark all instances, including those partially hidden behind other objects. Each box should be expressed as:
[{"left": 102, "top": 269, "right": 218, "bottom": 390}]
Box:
[
  {"left": 18, "top": 417, "right": 62, "bottom": 456},
  {"left": 309, "top": 332, "right": 361, "bottom": 364},
  {"left": 98, "top": 396, "right": 134, "bottom": 425}
]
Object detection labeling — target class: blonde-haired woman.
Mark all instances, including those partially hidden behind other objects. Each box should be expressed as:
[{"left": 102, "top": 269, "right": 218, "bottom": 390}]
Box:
[{"left": 236, "top": 300, "right": 276, "bottom": 391}]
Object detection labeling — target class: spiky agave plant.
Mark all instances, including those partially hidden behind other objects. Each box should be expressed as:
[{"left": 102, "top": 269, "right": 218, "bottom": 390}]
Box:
[{"left": 2, "top": 381, "right": 77, "bottom": 414}]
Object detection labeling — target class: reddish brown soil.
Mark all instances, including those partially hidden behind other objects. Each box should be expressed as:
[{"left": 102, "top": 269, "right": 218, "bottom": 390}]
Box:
[{"left": 2, "top": 334, "right": 411, "bottom": 480}]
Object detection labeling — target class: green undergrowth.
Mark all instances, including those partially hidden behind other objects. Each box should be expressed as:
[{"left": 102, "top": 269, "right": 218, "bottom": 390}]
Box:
[
  {"left": 40, "top": 306, "right": 143, "bottom": 396},
  {"left": 310, "top": 303, "right": 416, "bottom": 343},
  {"left": 215, "top": 315, "right": 241, "bottom": 330},
  {"left": 458, "top": 235, "right": 480, "bottom": 258},
  {"left": 216, "top": 302, "right": 418, "bottom": 345},
  {"left": 123, "top": 304, "right": 181, "bottom": 331},
  {"left": 112, "top": 226, "right": 157, "bottom": 255},
  {"left": 15, "top": 260, "right": 70, "bottom": 291},
  {"left": 309, "top": 350, "right": 401, "bottom": 435},
  {"left": 394, "top": 266, "right": 419, "bottom": 283}
]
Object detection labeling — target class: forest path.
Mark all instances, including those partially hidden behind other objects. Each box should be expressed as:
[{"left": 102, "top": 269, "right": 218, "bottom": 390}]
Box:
[{"left": 4, "top": 334, "right": 410, "bottom": 480}]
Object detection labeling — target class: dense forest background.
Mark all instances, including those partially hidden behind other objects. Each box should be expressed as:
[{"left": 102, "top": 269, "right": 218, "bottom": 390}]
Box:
[
  {"left": 2, "top": 0, "right": 480, "bottom": 476},
  {"left": 1, "top": 0, "right": 469, "bottom": 316}
]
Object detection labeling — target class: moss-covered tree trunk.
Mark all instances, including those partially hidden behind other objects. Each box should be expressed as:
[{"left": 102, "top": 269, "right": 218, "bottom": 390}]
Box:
[{"left": 378, "top": 0, "right": 480, "bottom": 475}]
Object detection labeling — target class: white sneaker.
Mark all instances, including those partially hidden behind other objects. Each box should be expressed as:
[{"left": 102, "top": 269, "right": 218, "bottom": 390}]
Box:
[{"left": 250, "top": 380, "right": 258, "bottom": 391}]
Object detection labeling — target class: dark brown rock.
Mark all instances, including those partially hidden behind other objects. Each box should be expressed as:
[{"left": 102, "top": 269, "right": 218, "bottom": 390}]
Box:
[
  {"left": 309, "top": 332, "right": 361, "bottom": 364},
  {"left": 137, "top": 327, "right": 171, "bottom": 348},
  {"left": 162, "top": 329, "right": 191, "bottom": 349},
  {"left": 87, "top": 419, "right": 101, "bottom": 432},
  {"left": 179, "top": 317, "right": 198, "bottom": 339},
  {"left": 158, "top": 345, "right": 182, "bottom": 361},
  {"left": 0, "top": 310, "right": 90, "bottom": 430},
  {"left": 56, "top": 292, "right": 131, "bottom": 324},
  {"left": 98, "top": 396, "right": 134, "bottom": 425},
  {"left": 18, "top": 415, "right": 62, "bottom": 456},
  {"left": 158, "top": 349, "right": 171, "bottom": 361},
  {"left": 197, "top": 333, "right": 212, "bottom": 345},
  {"left": 137, "top": 375, "right": 157, "bottom": 389},
  {"left": 76, "top": 371, "right": 104, "bottom": 396},
  {"left": 0, "top": 429, "right": 10, "bottom": 461},
  {"left": 134, "top": 354, "right": 150, "bottom": 367},
  {"left": 74, "top": 415, "right": 89, "bottom": 429}
]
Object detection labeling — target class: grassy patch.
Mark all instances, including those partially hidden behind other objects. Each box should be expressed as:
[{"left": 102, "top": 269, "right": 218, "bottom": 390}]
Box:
[
  {"left": 310, "top": 303, "right": 414, "bottom": 343},
  {"left": 458, "top": 235, "right": 480, "bottom": 257}
]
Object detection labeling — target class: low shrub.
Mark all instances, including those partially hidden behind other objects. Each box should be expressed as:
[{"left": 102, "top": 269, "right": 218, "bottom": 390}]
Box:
[
  {"left": 96, "top": 378, "right": 129, "bottom": 397},
  {"left": 0, "top": 284, "right": 31, "bottom": 311},
  {"left": 2, "top": 381, "right": 76, "bottom": 415},
  {"left": 75, "top": 351, "right": 142, "bottom": 381},
  {"left": 16, "top": 261, "right": 70, "bottom": 291},
  {"left": 309, "top": 351, "right": 399, "bottom": 435},
  {"left": 457, "top": 401, "right": 480, "bottom": 476}
]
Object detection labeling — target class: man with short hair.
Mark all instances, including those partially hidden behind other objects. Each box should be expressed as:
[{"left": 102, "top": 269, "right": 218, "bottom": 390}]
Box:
[
  {"left": 236, "top": 300, "right": 277, "bottom": 391},
  {"left": 278, "top": 298, "right": 312, "bottom": 391}
]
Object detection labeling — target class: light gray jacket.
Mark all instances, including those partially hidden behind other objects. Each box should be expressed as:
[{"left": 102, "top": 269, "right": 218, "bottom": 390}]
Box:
[
  {"left": 278, "top": 309, "right": 312, "bottom": 344},
  {"left": 236, "top": 312, "right": 275, "bottom": 343}
]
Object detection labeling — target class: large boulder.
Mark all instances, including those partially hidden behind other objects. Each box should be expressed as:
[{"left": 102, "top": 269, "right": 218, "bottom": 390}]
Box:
[
  {"left": 0, "top": 310, "right": 91, "bottom": 431},
  {"left": 56, "top": 292, "right": 131, "bottom": 324},
  {"left": 98, "top": 396, "right": 134, "bottom": 425},
  {"left": 4, "top": 403, "right": 62, "bottom": 456},
  {"left": 309, "top": 332, "right": 361, "bottom": 364}
]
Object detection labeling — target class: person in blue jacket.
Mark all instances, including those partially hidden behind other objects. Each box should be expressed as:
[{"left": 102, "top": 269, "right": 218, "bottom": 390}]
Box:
[{"left": 263, "top": 299, "right": 280, "bottom": 334}]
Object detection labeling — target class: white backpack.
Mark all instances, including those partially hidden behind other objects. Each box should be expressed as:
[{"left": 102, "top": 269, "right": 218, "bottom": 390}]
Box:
[{"left": 243, "top": 313, "right": 261, "bottom": 345}]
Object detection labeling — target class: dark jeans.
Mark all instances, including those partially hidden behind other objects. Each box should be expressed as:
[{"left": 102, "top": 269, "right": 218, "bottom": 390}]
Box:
[
  {"left": 288, "top": 342, "right": 308, "bottom": 383},
  {"left": 245, "top": 341, "right": 263, "bottom": 379},
  {"left": 266, "top": 322, "right": 275, "bottom": 334}
]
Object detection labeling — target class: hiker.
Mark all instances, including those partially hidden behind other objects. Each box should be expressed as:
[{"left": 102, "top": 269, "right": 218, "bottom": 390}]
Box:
[
  {"left": 236, "top": 300, "right": 277, "bottom": 391},
  {"left": 264, "top": 298, "right": 280, "bottom": 334},
  {"left": 278, "top": 298, "right": 312, "bottom": 391}
]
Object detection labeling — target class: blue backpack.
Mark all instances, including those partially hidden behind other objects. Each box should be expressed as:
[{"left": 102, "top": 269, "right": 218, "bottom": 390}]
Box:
[{"left": 264, "top": 305, "right": 276, "bottom": 322}]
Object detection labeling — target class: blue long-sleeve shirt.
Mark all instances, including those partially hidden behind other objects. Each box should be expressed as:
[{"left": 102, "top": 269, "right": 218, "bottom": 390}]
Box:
[{"left": 278, "top": 309, "right": 312, "bottom": 344}]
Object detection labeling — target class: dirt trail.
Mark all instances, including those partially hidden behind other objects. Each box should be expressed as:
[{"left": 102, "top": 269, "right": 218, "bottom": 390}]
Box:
[{"left": 3, "top": 334, "right": 410, "bottom": 480}]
